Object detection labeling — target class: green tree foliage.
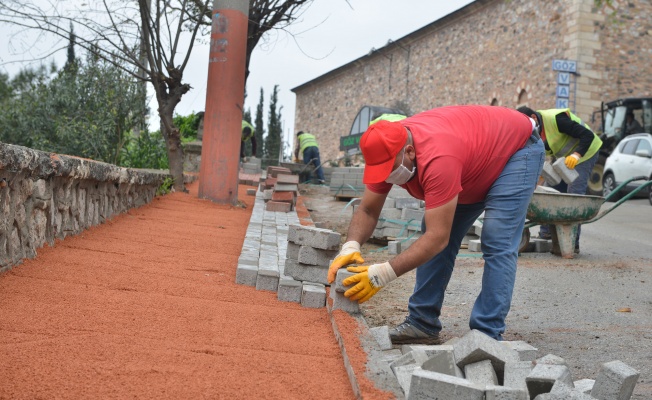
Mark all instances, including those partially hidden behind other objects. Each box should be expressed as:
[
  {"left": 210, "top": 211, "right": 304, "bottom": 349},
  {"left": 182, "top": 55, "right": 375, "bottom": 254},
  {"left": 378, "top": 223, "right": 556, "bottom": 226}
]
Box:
[
  {"left": 0, "top": 73, "right": 13, "bottom": 101},
  {"left": 173, "top": 112, "right": 202, "bottom": 142},
  {"left": 120, "top": 129, "right": 169, "bottom": 170},
  {"left": 0, "top": 48, "right": 147, "bottom": 165},
  {"left": 264, "top": 85, "right": 283, "bottom": 163},
  {"left": 254, "top": 88, "right": 265, "bottom": 159}
]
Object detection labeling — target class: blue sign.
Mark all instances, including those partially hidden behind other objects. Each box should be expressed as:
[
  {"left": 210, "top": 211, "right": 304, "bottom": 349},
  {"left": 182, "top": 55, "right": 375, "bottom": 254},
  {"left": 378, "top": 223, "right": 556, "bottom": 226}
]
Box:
[
  {"left": 552, "top": 59, "right": 577, "bottom": 73},
  {"left": 556, "top": 85, "right": 570, "bottom": 98},
  {"left": 557, "top": 72, "right": 570, "bottom": 85},
  {"left": 556, "top": 98, "right": 569, "bottom": 108}
]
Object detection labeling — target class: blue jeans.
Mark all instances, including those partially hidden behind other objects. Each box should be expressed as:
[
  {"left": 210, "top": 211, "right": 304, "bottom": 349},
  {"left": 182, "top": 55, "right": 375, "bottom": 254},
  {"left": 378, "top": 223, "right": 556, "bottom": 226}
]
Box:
[
  {"left": 539, "top": 152, "right": 599, "bottom": 245},
  {"left": 406, "top": 139, "right": 544, "bottom": 340},
  {"left": 303, "top": 146, "right": 325, "bottom": 181}
]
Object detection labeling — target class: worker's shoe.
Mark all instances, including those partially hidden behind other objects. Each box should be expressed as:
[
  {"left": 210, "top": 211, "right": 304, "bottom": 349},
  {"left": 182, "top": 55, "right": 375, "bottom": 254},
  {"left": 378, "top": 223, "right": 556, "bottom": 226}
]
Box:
[
  {"left": 389, "top": 320, "right": 440, "bottom": 345},
  {"left": 574, "top": 244, "right": 580, "bottom": 254},
  {"left": 318, "top": 179, "right": 325, "bottom": 184}
]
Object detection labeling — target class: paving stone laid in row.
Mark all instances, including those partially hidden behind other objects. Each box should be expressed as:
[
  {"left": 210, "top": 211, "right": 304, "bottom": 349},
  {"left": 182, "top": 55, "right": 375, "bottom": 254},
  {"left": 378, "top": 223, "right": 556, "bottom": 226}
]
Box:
[
  {"left": 365, "top": 329, "right": 640, "bottom": 400},
  {"left": 236, "top": 187, "right": 361, "bottom": 311}
]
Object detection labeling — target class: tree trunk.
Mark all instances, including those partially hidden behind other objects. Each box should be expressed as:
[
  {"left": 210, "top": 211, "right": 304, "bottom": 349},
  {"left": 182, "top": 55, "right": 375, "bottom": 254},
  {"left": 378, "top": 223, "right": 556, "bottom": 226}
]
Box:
[
  {"left": 159, "top": 114, "right": 186, "bottom": 193},
  {"left": 152, "top": 67, "right": 190, "bottom": 193}
]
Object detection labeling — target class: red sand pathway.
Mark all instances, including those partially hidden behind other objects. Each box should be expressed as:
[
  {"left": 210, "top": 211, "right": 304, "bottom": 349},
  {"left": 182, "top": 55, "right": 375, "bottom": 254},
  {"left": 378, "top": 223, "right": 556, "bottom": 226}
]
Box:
[{"left": 0, "top": 183, "right": 355, "bottom": 399}]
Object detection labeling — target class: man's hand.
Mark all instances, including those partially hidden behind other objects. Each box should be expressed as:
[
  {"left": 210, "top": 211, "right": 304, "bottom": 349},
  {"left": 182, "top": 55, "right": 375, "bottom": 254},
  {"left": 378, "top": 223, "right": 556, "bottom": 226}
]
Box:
[
  {"left": 565, "top": 153, "right": 581, "bottom": 169},
  {"left": 327, "top": 241, "right": 364, "bottom": 283},
  {"left": 343, "top": 262, "right": 397, "bottom": 303}
]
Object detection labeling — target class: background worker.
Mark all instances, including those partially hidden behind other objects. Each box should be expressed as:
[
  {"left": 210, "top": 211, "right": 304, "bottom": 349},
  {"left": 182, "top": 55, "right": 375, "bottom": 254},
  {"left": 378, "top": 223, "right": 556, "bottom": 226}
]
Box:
[
  {"left": 241, "top": 120, "right": 257, "bottom": 161},
  {"left": 517, "top": 107, "right": 602, "bottom": 253},
  {"left": 625, "top": 111, "right": 643, "bottom": 135},
  {"left": 369, "top": 113, "right": 407, "bottom": 125},
  {"left": 327, "top": 105, "right": 544, "bottom": 344},
  {"left": 294, "top": 131, "right": 325, "bottom": 184}
]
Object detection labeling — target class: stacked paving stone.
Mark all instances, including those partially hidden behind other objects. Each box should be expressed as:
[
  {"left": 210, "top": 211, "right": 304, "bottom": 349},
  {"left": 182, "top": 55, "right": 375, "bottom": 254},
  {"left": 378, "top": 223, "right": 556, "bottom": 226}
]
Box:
[
  {"left": 283, "top": 224, "right": 341, "bottom": 309},
  {"left": 238, "top": 157, "right": 262, "bottom": 186},
  {"left": 259, "top": 166, "right": 300, "bottom": 212},
  {"left": 370, "top": 329, "right": 639, "bottom": 399},
  {"left": 236, "top": 189, "right": 349, "bottom": 309},
  {"left": 369, "top": 187, "right": 424, "bottom": 254},
  {"left": 329, "top": 167, "right": 365, "bottom": 198},
  {"left": 242, "top": 157, "right": 262, "bottom": 175},
  {"left": 329, "top": 268, "right": 361, "bottom": 314}
]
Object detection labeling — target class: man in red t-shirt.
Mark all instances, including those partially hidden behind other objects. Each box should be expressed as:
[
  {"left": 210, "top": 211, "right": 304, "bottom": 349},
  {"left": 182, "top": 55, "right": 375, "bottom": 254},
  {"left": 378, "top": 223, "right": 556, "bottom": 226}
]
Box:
[{"left": 327, "top": 105, "right": 544, "bottom": 343}]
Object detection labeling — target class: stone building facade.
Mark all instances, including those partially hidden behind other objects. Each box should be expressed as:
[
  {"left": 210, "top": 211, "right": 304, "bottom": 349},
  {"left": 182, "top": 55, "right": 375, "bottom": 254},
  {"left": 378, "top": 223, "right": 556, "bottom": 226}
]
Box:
[{"left": 291, "top": 0, "right": 652, "bottom": 165}]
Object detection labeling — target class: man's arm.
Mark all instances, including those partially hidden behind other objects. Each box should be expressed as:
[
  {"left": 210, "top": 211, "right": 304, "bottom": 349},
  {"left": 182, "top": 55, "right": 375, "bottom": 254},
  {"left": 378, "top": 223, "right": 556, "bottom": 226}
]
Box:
[
  {"left": 389, "top": 196, "right": 457, "bottom": 277},
  {"left": 556, "top": 113, "right": 594, "bottom": 157},
  {"left": 345, "top": 188, "right": 388, "bottom": 244}
]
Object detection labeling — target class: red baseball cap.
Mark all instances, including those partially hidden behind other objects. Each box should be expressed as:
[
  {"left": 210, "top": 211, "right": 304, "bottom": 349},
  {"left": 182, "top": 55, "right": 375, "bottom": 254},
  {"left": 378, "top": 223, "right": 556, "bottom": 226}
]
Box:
[{"left": 360, "top": 120, "right": 408, "bottom": 184}]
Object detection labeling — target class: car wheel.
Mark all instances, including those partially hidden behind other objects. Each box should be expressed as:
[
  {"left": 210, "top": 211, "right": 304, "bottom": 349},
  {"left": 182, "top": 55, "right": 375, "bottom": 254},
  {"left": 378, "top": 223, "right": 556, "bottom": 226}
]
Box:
[
  {"left": 649, "top": 184, "right": 652, "bottom": 206},
  {"left": 587, "top": 154, "right": 607, "bottom": 195},
  {"left": 602, "top": 173, "right": 621, "bottom": 201}
]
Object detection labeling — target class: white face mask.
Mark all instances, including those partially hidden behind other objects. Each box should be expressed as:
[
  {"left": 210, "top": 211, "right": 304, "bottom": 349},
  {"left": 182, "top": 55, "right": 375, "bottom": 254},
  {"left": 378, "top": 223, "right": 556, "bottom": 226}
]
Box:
[{"left": 385, "top": 147, "right": 415, "bottom": 185}]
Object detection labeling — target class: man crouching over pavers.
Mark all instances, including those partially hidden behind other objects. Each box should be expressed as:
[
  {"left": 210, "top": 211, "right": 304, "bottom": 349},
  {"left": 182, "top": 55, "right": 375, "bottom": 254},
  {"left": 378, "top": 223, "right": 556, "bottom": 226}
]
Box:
[{"left": 327, "top": 105, "right": 544, "bottom": 344}]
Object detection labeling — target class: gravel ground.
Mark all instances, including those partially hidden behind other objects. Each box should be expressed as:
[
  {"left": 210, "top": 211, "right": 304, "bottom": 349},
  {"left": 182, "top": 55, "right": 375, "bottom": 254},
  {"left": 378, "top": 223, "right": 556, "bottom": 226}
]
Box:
[{"left": 302, "top": 184, "right": 652, "bottom": 399}]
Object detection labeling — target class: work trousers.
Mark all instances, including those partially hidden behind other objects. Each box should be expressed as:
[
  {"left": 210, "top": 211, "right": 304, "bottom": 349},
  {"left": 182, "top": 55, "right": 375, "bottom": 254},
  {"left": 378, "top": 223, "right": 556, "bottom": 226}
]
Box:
[{"left": 405, "top": 139, "right": 544, "bottom": 340}]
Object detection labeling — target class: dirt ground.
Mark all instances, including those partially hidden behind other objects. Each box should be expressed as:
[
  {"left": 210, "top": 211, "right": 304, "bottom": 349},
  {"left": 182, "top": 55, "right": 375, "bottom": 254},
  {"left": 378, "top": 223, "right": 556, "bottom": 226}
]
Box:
[{"left": 301, "top": 184, "right": 652, "bottom": 400}]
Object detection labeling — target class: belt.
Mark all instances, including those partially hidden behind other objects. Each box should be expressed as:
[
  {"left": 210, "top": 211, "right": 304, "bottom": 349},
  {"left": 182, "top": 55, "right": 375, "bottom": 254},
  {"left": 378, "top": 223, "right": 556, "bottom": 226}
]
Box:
[{"left": 527, "top": 125, "right": 541, "bottom": 146}]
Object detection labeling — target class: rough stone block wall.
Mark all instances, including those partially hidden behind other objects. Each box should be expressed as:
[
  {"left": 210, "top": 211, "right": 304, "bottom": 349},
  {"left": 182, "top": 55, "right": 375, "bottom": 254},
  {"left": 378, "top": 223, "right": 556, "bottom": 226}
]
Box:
[
  {"left": 0, "top": 143, "right": 168, "bottom": 272},
  {"left": 594, "top": 0, "right": 652, "bottom": 102},
  {"left": 293, "top": 0, "right": 652, "bottom": 164}
]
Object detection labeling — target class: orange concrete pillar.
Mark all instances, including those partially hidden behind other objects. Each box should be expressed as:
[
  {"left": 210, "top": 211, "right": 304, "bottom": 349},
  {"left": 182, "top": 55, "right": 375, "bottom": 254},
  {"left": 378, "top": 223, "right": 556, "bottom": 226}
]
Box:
[{"left": 198, "top": 0, "right": 249, "bottom": 204}]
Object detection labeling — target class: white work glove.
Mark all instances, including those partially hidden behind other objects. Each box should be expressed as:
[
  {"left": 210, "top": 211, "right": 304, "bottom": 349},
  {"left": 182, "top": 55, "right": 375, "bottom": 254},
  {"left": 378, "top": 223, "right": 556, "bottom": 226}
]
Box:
[{"left": 344, "top": 262, "right": 398, "bottom": 303}]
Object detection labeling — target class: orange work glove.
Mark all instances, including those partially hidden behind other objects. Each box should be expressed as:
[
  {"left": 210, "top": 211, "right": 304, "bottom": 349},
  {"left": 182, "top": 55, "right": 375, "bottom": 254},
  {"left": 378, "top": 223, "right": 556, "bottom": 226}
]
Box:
[
  {"left": 327, "top": 241, "right": 364, "bottom": 283},
  {"left": 343, "top": 262, "right": 397, "bottom": 304},
  {"left": 564, "top": 153, "right": 581, "bottom": 170}
]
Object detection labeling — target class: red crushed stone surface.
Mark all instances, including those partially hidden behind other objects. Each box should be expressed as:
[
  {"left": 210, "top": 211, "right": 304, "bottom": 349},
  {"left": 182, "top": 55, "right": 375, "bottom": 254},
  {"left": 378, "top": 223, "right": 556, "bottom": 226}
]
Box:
[
  {"left": 327, "top": 297, "right": 395, "bottom": 400},
  {"left": 0, "top": 182, "right": 355, "bottom": 399}
]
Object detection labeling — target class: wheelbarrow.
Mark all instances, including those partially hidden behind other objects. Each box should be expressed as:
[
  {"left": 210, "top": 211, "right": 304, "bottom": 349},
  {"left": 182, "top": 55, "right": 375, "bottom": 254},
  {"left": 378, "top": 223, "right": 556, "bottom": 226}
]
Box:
[{"left": 523, "top": 176, "right": 652, "bottom": 258}]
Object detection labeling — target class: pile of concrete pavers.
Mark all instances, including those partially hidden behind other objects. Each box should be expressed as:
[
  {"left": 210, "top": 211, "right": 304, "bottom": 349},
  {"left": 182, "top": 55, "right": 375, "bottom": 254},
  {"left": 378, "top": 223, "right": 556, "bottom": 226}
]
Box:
[
  {"left": 465, "top": 187, "right": 559, "bottom": 254},
  {"left": 329, "top": 167, "right": 365, "bottom": 198},
  {"left": 346, "top": 186, "right": 424, "bottom": 255},
  {"left": 239, "top": 157, "right": 262, "bottom": 186},
  {"left": 257, "top": 166, "right": 300, "bottom": 212},
  {"left": 464, "top": 220, "right": 553, "bottom": 254},
  {"left": 241, "top": 157, "right": 262, "bottom": 175},
  {"left": 236, "top": 188, "right": 348, "bottom": 309},
  {"left": 367, "top": 328, "right": 639, "bottom": 399}
]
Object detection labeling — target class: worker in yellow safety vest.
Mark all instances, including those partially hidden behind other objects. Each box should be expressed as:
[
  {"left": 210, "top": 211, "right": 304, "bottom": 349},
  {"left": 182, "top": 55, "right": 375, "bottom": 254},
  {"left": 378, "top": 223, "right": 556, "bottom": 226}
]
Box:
[
  {"left": 294, "top": 131, "right": 325, "bottom": 184},
  {"left": 369, "top": 113, "right": 407, "bottom": 126},
  {"left": 517, "top": 106, "right": 603, "bottom": 253},
  {"left": 241, "top": 120, "right": 257, "bottom": 160}
]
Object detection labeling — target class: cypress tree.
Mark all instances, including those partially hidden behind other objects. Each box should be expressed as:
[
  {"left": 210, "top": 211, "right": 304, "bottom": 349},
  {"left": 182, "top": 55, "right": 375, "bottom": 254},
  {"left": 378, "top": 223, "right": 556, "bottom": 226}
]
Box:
[
  {"left": 255, "top": 88, "right": 265, "bottom": 159},
  {"left": 265, "top": 85, "right": 282, "bottom": 164}
]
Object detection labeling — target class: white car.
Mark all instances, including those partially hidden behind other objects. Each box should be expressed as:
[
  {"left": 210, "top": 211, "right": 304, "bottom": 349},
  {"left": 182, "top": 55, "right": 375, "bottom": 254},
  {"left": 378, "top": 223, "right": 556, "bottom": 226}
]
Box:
[{"left": 602, "top": 133, "right": 652, "bottom": 204}]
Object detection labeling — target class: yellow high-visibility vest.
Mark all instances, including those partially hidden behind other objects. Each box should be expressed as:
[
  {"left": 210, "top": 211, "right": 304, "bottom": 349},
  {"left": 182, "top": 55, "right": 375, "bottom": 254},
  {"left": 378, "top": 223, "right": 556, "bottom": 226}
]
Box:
[
  {"left": 298, "top": 133, "right": 319, "bottom": 156},
  {"left": 539, "top": 108, "right": 602, "bottom": 162},
  {"left": 242, "top": 120, "right": 254, "bottom": 141}
]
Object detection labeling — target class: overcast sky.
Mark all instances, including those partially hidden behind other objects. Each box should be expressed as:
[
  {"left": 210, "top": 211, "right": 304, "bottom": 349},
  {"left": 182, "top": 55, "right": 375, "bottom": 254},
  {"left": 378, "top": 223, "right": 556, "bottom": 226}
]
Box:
[{"left": 0, "top": 0, "right": 475, "bottom": 145}]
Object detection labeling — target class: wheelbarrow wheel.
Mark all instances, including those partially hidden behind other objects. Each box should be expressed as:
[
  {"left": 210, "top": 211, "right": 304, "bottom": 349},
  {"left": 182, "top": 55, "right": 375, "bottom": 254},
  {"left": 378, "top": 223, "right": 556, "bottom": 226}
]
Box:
[{"left": 518, "top": 228, "right": 531, "bottom": 253}]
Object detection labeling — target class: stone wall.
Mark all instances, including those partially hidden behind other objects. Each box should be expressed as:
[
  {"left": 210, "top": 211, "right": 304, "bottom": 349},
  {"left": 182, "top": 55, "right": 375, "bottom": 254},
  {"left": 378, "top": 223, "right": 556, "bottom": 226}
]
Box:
[
  {"left": 293, "top": 0, "right": 652, "bottom": 164},
  {"left": 183, "top": 141, "right": 203, "bottom": 173},
  {"left": 0, "top": 143, "right": 169, "bottom": 272}
]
